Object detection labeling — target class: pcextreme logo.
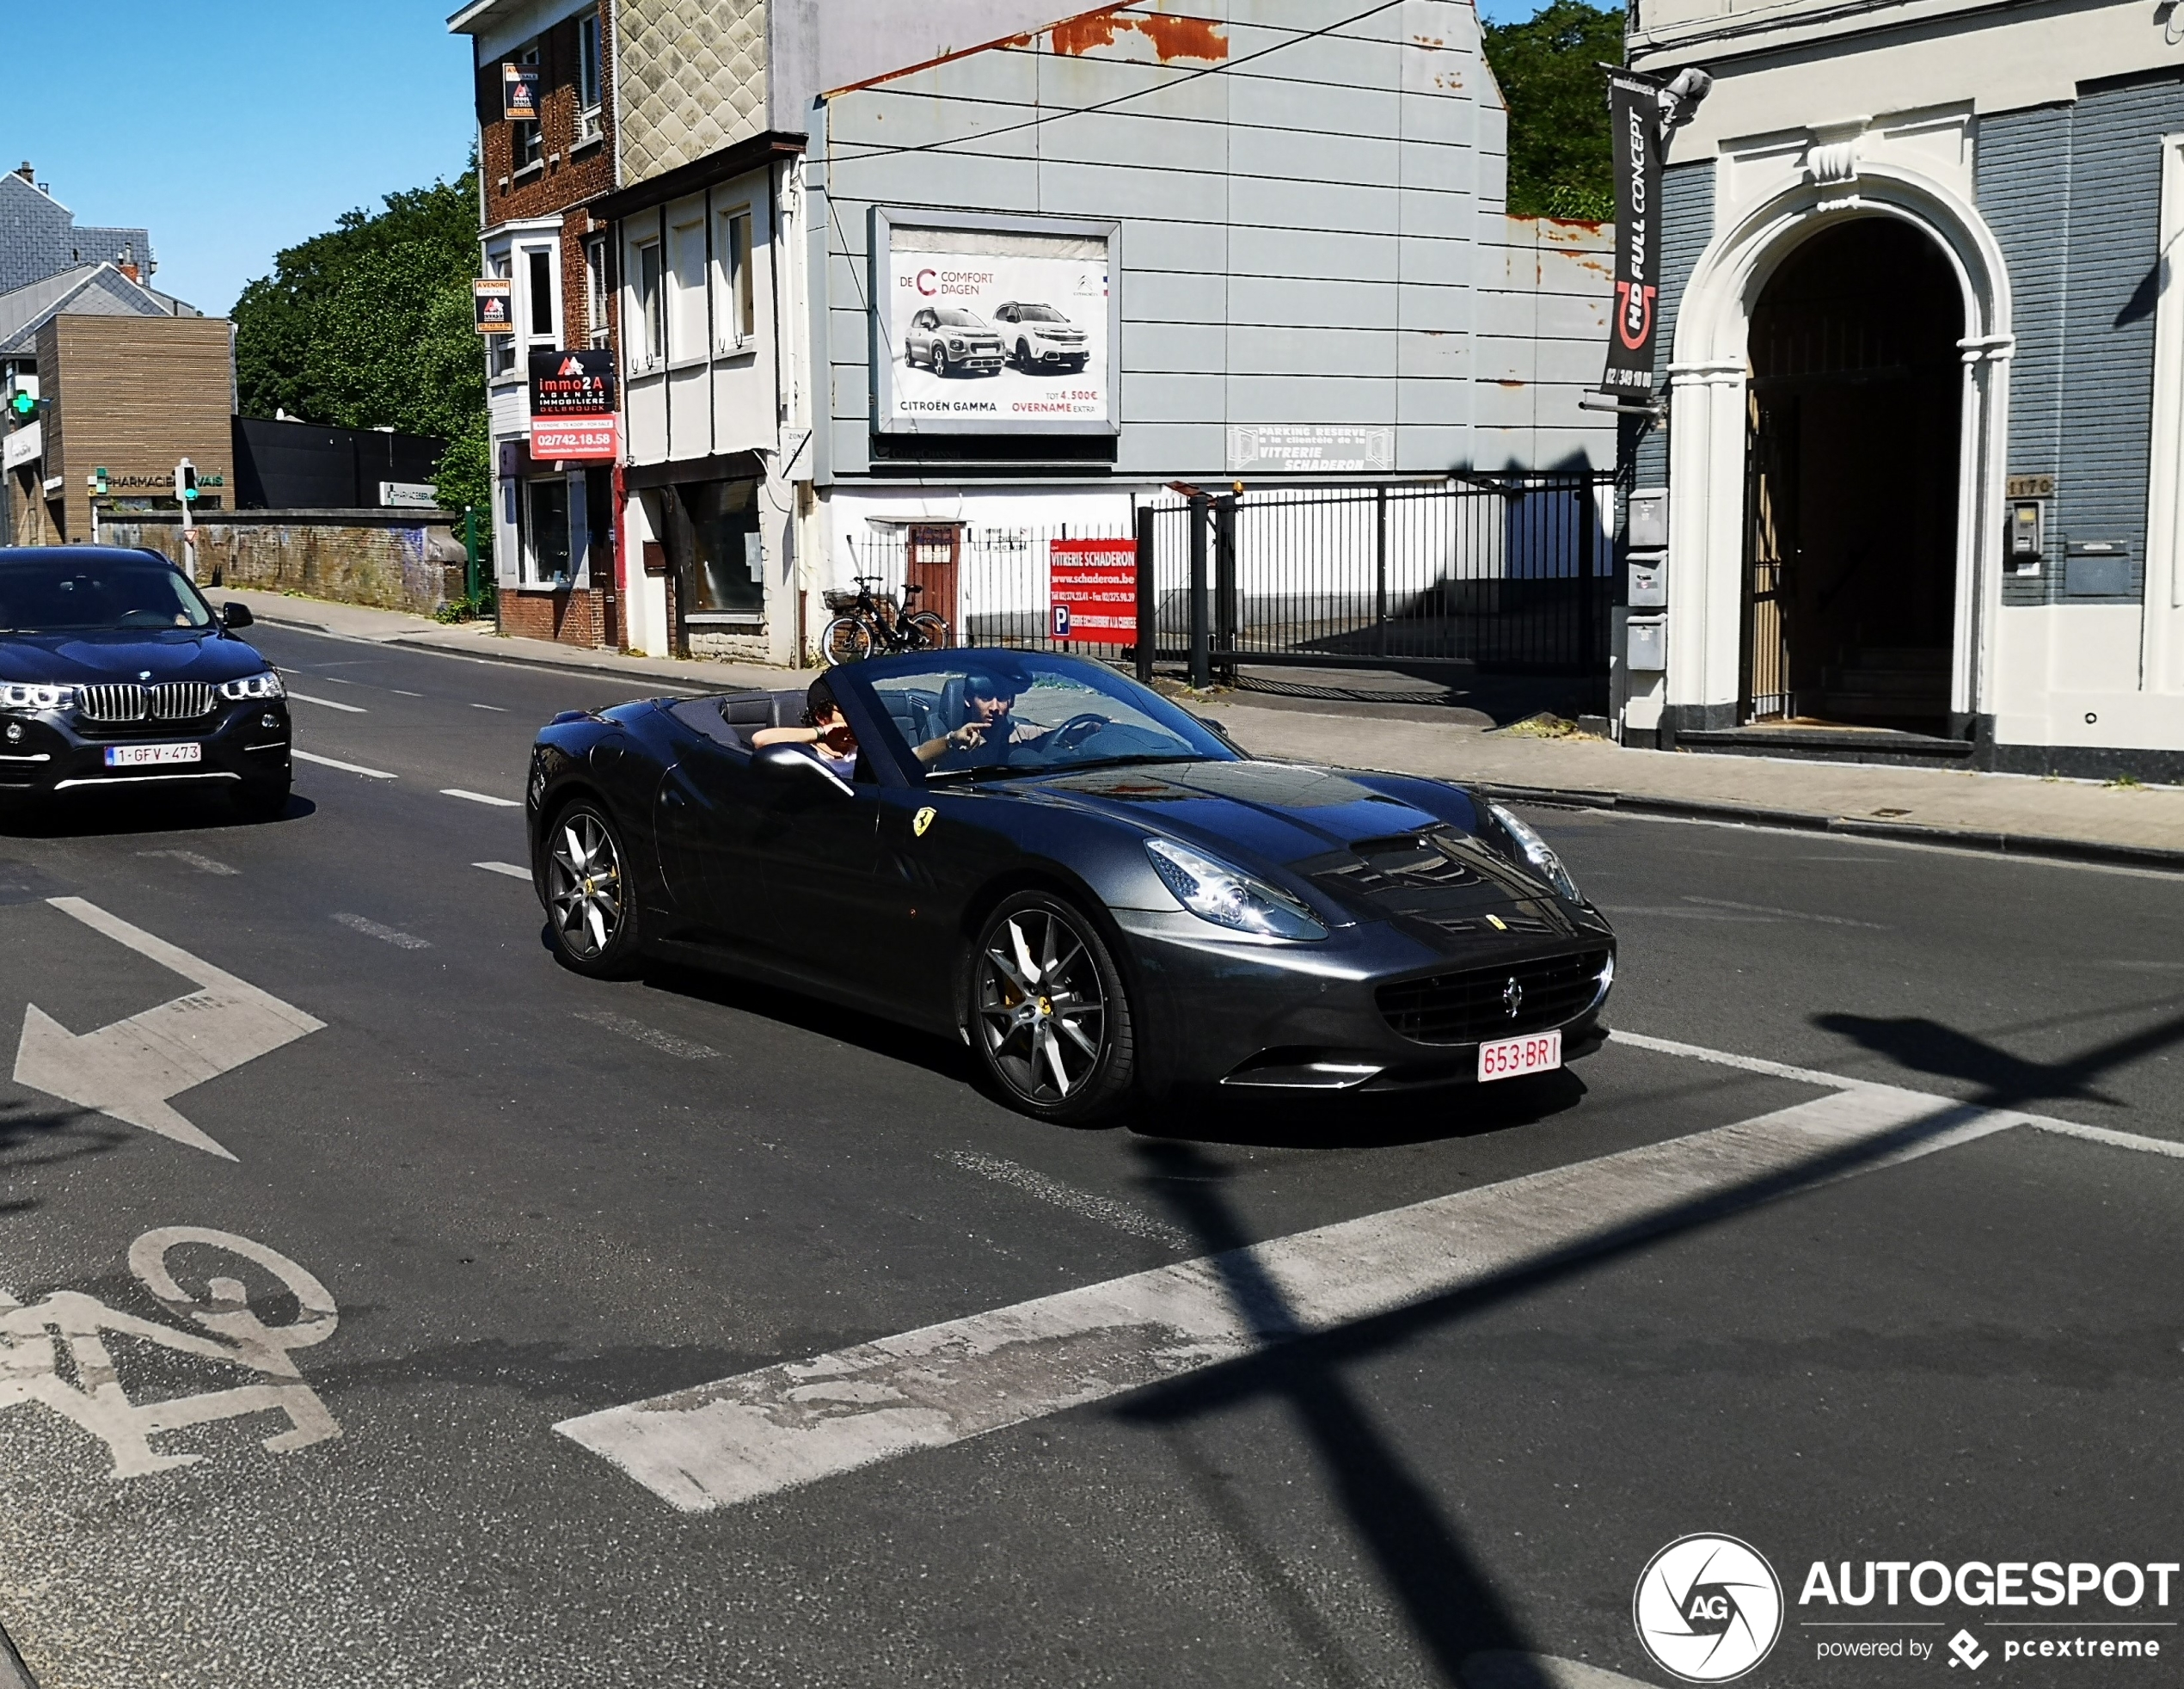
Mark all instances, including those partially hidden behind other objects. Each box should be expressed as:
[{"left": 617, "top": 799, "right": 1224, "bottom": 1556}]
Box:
[{"left": 1634, "top": 1534, "right": 1786, "bottom": 1683}]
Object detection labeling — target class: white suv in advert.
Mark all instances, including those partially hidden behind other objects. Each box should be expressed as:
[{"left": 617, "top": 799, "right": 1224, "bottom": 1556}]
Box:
[
  {"left": 992, "top": 302, "right": 1089, "bottom": 373},
  {"left": 905, "top": 308, "right": 1005, "bottom": 377}
]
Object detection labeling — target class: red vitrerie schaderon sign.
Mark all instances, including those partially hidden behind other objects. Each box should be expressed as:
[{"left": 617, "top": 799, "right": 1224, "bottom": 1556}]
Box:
[{"left": 1048, "top": 538, "right": 1136, "bottom": 644}]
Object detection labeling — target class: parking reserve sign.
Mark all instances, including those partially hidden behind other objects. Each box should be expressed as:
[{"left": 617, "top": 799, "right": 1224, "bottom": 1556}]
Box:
[{"left": 1049, "top": 539, "right": 1136, "bottom": 644}]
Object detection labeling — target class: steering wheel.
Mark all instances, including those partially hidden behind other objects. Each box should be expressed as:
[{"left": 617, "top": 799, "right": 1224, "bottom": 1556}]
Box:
[{"left": 1046, "top": 712, "right": 1112, "bottom": 754}]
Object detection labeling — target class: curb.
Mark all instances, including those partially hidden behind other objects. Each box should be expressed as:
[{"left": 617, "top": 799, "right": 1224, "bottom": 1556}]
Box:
[
  {"left": 0, "top": 1616, "right": 37, "bottom": 1689},
  {"left": 1475, "top": 782, "right": 2184, "bottom": 874}
]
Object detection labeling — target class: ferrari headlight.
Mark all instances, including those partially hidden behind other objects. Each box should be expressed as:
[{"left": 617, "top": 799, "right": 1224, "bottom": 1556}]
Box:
[
  {"left": 218, "top": 670, "right": 285, "bottom": 702},
  {"left": 0, "top": 682, "right": 77, "bottom": 711},
  {"left": 1145, "top": 838, "right": 1326, "bottom": 942},
  {"left": 1488, "top": 802, "right": 1582, "bottom": 903}
]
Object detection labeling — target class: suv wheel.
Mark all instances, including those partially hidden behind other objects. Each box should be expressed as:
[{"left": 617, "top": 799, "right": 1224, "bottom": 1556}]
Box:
[{"left": 933, "top": 345, "right": 952, "bottom": 378}]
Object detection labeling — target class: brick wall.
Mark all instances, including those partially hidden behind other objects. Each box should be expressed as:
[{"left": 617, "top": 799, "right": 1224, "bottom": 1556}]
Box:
[
  {"left": 500, "top": 584, "right": 619, "bottom": 648},
  {"left": 480, "top": 9, "right": 617, "bottom": 230},
  {"left": 104, "top": 512, "right": 467, "bottom": 617}
]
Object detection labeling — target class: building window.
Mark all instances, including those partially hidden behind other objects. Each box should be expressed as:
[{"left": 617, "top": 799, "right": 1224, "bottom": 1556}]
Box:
[
  {"left": 526, "top": 245, "right": 555, "bottom": 341},
  {"left": 525, "top": 476, "right": 573, "bottom": 586},
  {"left": 487, "top": 254, "right": 516, "bottom": 378},
  {"left": 511, "top": 42, "right": 543, "bottom": 171},
  {"left": 715, "top": 206, "right": 754, "bottom": 351},
  {"left": 634, "top": 238, "right": 664, "bottom": 367},
  {"left": 668, "top": 215, "right": 706, "bottom": 362},
  {"left": 577, "top": 11, "right": 604, "bottom": 146},
  {"left": 585, "top": 235, "right": 610, "bottom": 348}
]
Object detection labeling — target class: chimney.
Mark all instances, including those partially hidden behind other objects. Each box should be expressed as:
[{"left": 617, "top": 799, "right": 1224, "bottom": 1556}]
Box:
[
  {"left": 119, "top": 244, "right": 138, "bottom": 284},
  {"left": 11, "top": 163, "right": 28, "bottom": 183}
]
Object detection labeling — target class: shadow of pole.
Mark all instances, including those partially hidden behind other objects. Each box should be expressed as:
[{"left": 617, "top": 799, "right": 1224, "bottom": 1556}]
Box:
[{"left": 1814, "top": 1004, "right": 2184, "bottom": 1114}]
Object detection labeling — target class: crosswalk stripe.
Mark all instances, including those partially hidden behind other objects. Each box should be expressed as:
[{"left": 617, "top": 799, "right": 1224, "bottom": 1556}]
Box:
[{"left": 555, "top": 1083, "right": 2003, "bottom": 1514}]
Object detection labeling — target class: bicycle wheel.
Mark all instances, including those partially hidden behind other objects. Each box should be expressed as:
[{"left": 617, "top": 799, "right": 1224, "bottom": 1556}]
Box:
[
  {"left": 821, "top": 615, "right": 874, "bottom": 666},
  {"left": 905, "top": 611, "right": 951, "bottom": 651}
]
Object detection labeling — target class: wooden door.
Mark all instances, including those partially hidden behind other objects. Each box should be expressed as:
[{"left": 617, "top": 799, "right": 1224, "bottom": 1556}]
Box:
[{"left": 905, "top": 524, "right": 960, "bottom": 639}]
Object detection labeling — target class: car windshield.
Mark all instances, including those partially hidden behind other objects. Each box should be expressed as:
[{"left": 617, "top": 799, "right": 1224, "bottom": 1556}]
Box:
[
  {"left": 934, "top": 310, "right": 985, "bottom": 328},
  {"left": 0, "top": 555, "right": 213, "bottom": 633},
  {"left": 1015, "top": 305, "right": 1065, "bottom": 322},
  {"left": 857, "top": 653, "right": 1238, "bottom": 781}
]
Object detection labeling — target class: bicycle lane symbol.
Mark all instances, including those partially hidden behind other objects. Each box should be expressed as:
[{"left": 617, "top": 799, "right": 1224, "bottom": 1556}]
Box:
[{"left": 0, "top": 1226, "right": 340, "bottom": 1479}]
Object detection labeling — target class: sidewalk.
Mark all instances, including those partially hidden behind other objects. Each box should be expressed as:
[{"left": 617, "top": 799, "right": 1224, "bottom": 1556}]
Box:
[{"left": 230, "top": 588, "right": 2184, "bottom": 868}]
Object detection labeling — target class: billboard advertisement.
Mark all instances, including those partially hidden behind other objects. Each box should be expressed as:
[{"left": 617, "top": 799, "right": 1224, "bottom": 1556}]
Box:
[
  {"left": 874, "top": 211, "right": 1120, "bottom": 436},
  {"left": 1048, "top": 539, "right": 1136, "bottom": 644},
  {"left": 528, "top": 348, "right": 618, "bottom": 462}
]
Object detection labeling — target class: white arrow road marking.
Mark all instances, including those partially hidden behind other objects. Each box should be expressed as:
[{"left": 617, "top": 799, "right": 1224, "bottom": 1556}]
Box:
[
  {"left": 555, "top": 1083, "right": 2007, "bottom": 1513},
  {"left": 12, "top": 898, "right": 325, "bottom": 1160}
]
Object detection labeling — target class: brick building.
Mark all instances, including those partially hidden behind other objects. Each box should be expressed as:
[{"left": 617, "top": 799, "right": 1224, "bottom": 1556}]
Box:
[{"left": 451, "top": 0, "right": 623, "bottom": 649}]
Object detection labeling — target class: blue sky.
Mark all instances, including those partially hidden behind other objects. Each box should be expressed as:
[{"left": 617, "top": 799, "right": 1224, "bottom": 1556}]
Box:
[
  {"left": 9, "top": 1, "right": 476, "bottom": 315},
  {"left": 10, "top": 0, "right": 1555, "bottom": 316}
]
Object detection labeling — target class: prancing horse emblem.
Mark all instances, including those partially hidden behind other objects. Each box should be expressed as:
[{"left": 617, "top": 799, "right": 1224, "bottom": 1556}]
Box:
[
  {"left": 912, "top": 806, "right": 936, "bottom": 838},
  {"left": 1502, "top": 977, "right": 1524, "bottom": 1018}
]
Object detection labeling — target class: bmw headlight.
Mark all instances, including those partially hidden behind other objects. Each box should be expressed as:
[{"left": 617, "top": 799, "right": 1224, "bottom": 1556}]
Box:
[
  {"left": 218, "top": 670, "right": 285, "bottom": 702},
  {"left": 1145, "top": 838, "right": 1327, "bottom": 941},
  {"left": 0, "top": 682, "right": 77, "bottom": 711},
  {"left": 1487, "top": 802, "right": 1583, "bottom": 903}
]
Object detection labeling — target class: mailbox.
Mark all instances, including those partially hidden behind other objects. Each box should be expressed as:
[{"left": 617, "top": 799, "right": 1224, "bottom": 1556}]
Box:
[
  {"left": 1628, "top": 488, "right": 1669, "bottom": 550},
  {"left": 1629, "top": 552, "right": 1666, "bottom": 609},
  {"left": 2064, "top": 541, "right": 2130, "bottom": 598},
  {"left": 1627, "top": 614, "right": 1667, "bottom": 672}
]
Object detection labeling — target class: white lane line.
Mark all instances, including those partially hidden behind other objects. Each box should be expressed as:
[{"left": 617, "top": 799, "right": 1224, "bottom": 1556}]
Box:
[
  {"left": 137, "top": 849, "right": 238, "bottom": 877},
  {"left": 1611, "top": 1029, "right": 2184, "bottom": 1159},
  {"left": 392, "top": 690, "right": 424, "bottom": 697},
  {"left": 469, "top": 703, "right": 508, "bottom": 712},
  {"left": 442, "top": 788, "right": 520, "bottom": 808},
  {"left": 287, "top": 692, "right": 366, "bottom": 714},
  {"left": 14, "top": 897, "right": 325, "bottom": 1160},
  {"left": 555, "top": 1084, "right": 1992, "bottom": 1513},
  {"left": 473, "top": 860, "right": 531, "bottom": 880},
  {"left": 577, "top": 1008, "right": 717, "bottom": 1059},
  {"left": 1682, "top": 895, "right": 1886, "bottom": 930},
  {"left": 332, "top": 913, "right": 431, "bottom": 950},
  {"left": 943, "top": 1149, "right": 1191, "bottom": 1248},
  {"left": 293, "top": 749, "right": 396, "bottom": 780}
]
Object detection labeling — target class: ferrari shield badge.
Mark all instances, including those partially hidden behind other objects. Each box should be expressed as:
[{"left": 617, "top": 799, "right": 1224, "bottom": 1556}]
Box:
[{"left": 912, "top": 806, "right": 936, "bottom": 838}]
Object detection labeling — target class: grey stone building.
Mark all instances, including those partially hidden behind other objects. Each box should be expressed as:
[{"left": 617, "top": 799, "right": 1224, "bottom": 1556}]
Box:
[{"left": 0, "top": 166, "right": 155, "bottom": 297}]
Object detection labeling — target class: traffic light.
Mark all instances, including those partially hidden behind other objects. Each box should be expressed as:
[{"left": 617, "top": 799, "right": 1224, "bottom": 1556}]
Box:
[{"left": 177, "top": 461, "right": 199, "bottom": 503}]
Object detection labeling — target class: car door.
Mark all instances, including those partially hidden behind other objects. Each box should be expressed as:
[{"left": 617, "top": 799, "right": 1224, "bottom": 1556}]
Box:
[{"left": 651, "top": 703, "right": 776, "bottom": 955}]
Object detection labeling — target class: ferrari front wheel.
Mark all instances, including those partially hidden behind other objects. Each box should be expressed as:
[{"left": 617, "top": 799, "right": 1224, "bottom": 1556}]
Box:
[
  {"left": 968, "top": 892, "right": 1135, "bottom": 1125},
  {"left": 544, "top": 800, "right": 642, "bottom": 979}
]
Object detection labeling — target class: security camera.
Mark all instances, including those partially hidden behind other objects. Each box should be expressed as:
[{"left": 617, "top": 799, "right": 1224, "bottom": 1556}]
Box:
[{"left": 1656, "top": 66, "right": 1714, "bottom": 140}]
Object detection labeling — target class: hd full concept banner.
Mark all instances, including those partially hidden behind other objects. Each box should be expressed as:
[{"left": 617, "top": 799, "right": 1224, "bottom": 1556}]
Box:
[{"left": 1601, "top": 69, "right": 1665, "bottom": 398}]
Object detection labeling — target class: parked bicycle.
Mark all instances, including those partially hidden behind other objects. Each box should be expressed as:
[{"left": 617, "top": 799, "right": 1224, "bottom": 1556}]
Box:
[{"left": 820, "top": 576, "right": 952, "bottom": 665}]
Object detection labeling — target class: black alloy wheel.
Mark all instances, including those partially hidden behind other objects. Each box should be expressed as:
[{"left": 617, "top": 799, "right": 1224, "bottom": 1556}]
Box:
[
  {"left": 544, "top": 800, "right": 641, "bottom": 978},
  {"left": 968, "top": 891, "right": 1135, "bottom": 1124}
]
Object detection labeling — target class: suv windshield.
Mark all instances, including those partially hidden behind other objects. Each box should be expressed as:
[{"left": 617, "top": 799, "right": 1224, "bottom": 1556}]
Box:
[
  {"left": 1015, "top": 305, "right": 1065, "bottom": 322},
  {"left": 934, "top": 310, "right": 985, "bottom": 328},
  {"left": 0, "top": 555, "right": 212, "bottom": 633},
  {"left": 856, "top": 652, "right": 1237, "bottom": 780}
]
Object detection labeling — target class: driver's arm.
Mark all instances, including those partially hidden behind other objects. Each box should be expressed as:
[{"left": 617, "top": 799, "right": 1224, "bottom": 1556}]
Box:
[{"left": 913, "top": 722, "right": 985, "bottom": 765}]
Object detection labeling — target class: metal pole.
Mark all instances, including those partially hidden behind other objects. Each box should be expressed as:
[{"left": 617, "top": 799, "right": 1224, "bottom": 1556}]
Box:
[
  {"left": 1133, "top": 503, "right": 1156, "bottom": 686},
  {"left": 464, "top": 505, "right": 479, "bottom": 607},
  {"left": 1374, "top": 484, "right": 1389, "bottom": 658},
  {"left": 1213, "top": 494, "right": 1236, "bottom": 685},
  {"left": 1187, "top": 494, "right": 1211, "bottom": 691}
]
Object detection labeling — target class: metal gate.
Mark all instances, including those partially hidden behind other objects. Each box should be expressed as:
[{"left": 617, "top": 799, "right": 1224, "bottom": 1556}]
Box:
[
  {"left": 1742, "top": 393, "right": 1796, "bottom": 721},
  {"left": 1141, "top": 475, "right": 1615, "bottom": 686}
]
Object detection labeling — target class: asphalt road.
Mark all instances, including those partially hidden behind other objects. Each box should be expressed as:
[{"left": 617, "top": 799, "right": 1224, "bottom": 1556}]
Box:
[{"left": 0, "top": 624, "right": 2177, "bottom": 1689}]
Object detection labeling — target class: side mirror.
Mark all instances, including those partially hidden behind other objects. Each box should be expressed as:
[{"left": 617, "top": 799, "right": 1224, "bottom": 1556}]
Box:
[
  {"left": 1194, "top": 713, "right": 1239, "bottom": 747},
  {"left": 222, "top": 602, "right": 254, "bottom": 629},
  {"left": 754, "top": 742, "right": 855, "bottom": 797}
]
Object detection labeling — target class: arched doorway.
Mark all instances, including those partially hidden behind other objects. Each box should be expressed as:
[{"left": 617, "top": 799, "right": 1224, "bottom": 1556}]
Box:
[{"left": 1742, "top": 218, "right": 1965, "bottom": 731}]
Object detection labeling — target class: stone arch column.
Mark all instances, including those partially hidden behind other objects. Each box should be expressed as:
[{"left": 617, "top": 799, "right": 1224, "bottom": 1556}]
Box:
[{"left": 1661, "top": 157, "right": 2014, "bottom": 736}]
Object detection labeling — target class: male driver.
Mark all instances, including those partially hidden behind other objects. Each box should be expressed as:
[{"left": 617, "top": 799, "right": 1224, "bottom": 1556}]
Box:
[{"left": 913, "top": 668, "right": 1052, "bottom": 767}]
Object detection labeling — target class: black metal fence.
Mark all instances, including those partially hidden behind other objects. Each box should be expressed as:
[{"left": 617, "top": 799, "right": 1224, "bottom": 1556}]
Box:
[{"left": 838, "top": 471, "right": 1617, "bottom": 686}]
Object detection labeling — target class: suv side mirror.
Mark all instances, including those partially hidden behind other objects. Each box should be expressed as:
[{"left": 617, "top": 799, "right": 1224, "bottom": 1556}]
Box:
[
  {"left": 222, "top": 602, "right": 254, "bottom": 629},
  {"left": 754, "top": 742, "right": 855, "bottom": 797}
]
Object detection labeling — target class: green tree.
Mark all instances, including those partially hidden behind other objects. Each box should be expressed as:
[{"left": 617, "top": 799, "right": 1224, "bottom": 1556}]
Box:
[
  {"left": 231, "top": 168, "right": 487, "bottom": 513},
  {"left": 1483, "top": 1, "right": 1625, "bottom": 221}
]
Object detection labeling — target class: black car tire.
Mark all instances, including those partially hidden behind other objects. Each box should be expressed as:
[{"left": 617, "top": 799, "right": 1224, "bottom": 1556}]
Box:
[
  {"left": 234, "top": 771, "right": 291, "bottom": 821},
  {"left": 543, "top": 799, "right": 643, "bottom": 979},
  {"left": 967, "top": 891, "right": 1135, "bottom": 1126}
]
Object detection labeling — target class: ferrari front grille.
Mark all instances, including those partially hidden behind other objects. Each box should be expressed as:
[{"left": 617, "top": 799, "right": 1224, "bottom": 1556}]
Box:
[{"left": 1376, "top": 949, "right": 1610, "bottom": 1046}]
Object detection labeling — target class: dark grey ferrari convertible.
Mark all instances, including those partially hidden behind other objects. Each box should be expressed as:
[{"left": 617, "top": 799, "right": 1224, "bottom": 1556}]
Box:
[{"left": 525, "top": 648, "right": 1615, "bottom": 1123}]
